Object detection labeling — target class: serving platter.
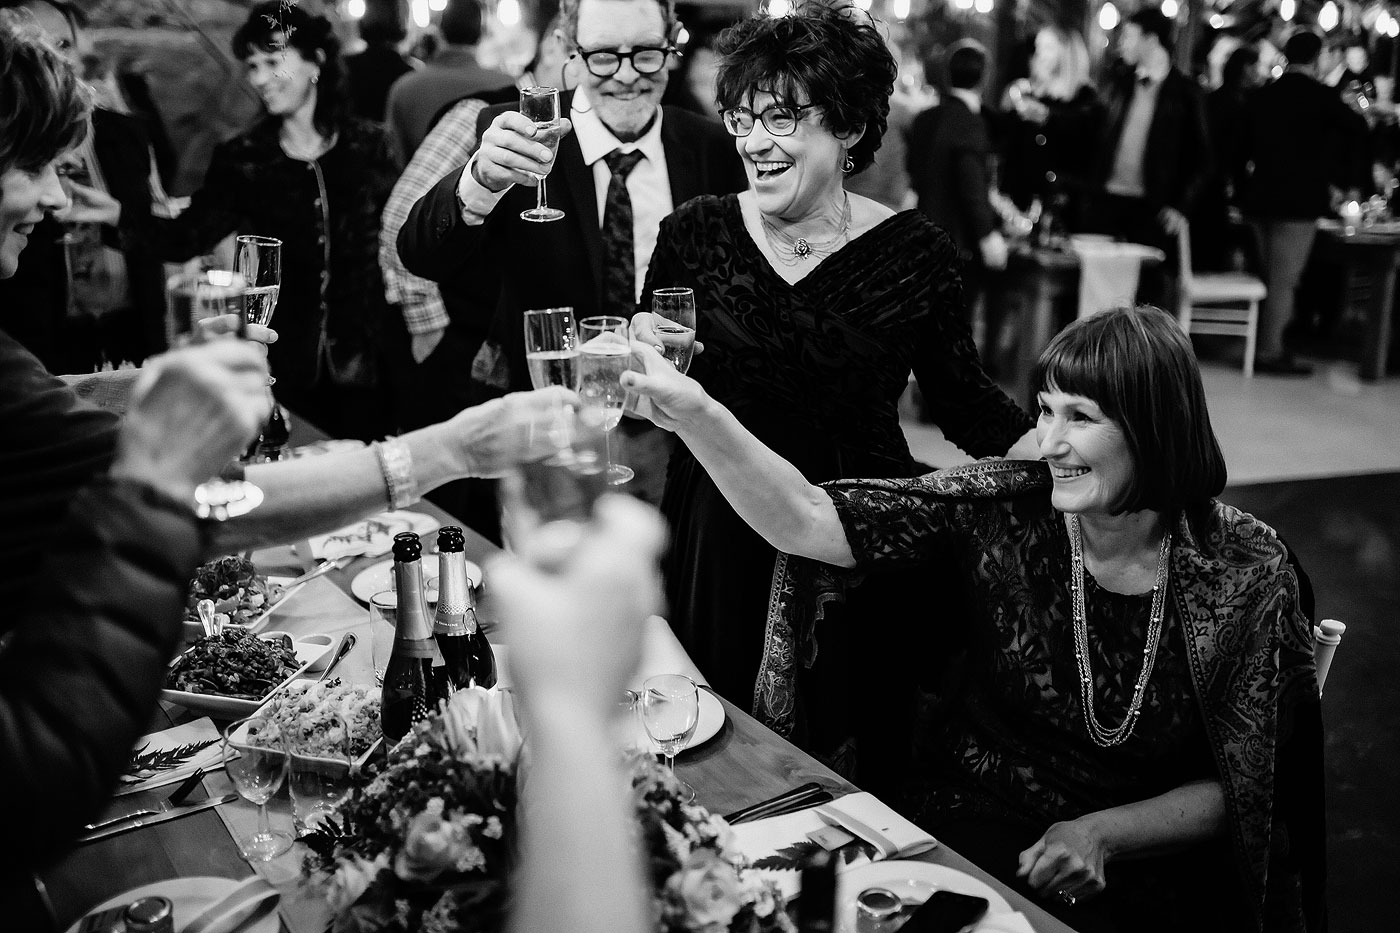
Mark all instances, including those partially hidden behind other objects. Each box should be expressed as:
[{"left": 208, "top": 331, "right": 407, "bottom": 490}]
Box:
[{"left": 160, "top": 636, "right": 320, "bottom": 719}]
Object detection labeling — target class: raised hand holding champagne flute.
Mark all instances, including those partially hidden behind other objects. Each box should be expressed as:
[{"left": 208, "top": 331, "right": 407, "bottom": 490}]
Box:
[
  {"left": 578, "top": 315, "right": 637, "bottom": 486},
  {"left": 519, "top": 86, "right": 565, "bottom": 223}
]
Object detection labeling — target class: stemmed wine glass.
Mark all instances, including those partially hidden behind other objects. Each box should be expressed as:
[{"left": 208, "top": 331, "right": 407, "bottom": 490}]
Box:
[
  {"left": 651, "top": 287, "right": 697, "bottom": 374},
  {"left": 640, "top": 674, "right": 700, "bottom": 804},
  {"left": 222, "top": 717, "right": 292, "bottom": 860},
  {"left": 523, "top": 307, "right": 579, "bottom": 390},
  {"left": 235, "top": 235, "right": 287, "bottom": 461},
  {"left": 519, "top": 86, "right": 565, "bottom": 223},
  {"left": 578, "top": 315, "right": 636, "bottom": 486}
]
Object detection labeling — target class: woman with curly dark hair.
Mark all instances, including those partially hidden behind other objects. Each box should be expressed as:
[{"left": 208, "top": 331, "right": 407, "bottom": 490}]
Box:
[
  {"left": 105, "top": 2, "right": 402, "bottom": 440},
  {"left": 631, "top": 5, "right": 1032, "bottom": 781}
]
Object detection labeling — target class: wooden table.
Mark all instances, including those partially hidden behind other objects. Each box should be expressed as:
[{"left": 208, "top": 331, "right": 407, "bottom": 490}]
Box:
[
  {"left": 1312, "top": 221, "right": 1400, "bottom": 380},
  {"left": 39, "top": 455, "right": 1076, "bottom": 933}
]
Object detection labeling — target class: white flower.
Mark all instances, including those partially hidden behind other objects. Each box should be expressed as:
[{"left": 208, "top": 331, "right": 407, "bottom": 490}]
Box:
[
  {"left": 482, "top": 816, "right": 503, "bottom": 839},
  {"left": 454, "top": 844, "right": 487, "bottom": 873},
  {"left": 325, "top": 853, "right": 385, "bottom": 913},
  {"left": 435, "top": 687, "right": 523, "bottom": 763}
]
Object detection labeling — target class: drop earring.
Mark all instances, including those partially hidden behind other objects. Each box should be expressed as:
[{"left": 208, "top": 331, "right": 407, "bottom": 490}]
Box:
[{"left": 843, "top": 154, "right": 855, "bottom": 173}]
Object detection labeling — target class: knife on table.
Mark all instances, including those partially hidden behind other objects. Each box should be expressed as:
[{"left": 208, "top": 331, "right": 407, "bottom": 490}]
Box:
[{"left": 78, "top": 794, "right": 239, "bottom": 844}]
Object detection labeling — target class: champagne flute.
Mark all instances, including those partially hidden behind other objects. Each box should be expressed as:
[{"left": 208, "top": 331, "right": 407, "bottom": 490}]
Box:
[
  {"left": 235, "top": 235, "right": 285, "bottom": 461},
  {"left": 651, "top": 287, "right": 697, "bottom": 374},
  {"left": 223, "top": 717, "right": 292, "bottom": 860},
  {"left": 523, "top": 307, "right": 579, "bottom": 389},
  {"left": 578, "top": 315, "right": 635, "bottom": 486},
  {"left": 519, "top": 86, "right": 565, "bottom": 223},
  {"left": 640, "top": 673, "right": 699, "bottom": 803}
]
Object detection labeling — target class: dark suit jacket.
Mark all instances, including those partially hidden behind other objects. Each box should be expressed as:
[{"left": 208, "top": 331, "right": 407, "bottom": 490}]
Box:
[
  {"left": 906, "top": 96, "right": 995, "bottom": 254},
  {"left": 1241, "top": 71, "right": 1369, "bottom": 220},
  {"left": 1094, "top": 67, "right": 1213, "bottom": 215},
  {"left": 398, "top": 99, "right": 746, "bottom": 394}
]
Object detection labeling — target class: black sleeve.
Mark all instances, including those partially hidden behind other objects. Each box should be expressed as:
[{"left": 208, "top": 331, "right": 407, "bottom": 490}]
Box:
[
  {"left": 1174, "top": 82, "right": 1215, "bottom": 215},
  {"left": 135, "top": 141, "right": 246, "bottom": 262}
]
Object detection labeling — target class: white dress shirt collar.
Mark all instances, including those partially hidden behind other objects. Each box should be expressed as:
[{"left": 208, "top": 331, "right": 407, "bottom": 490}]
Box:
[
  {"left": 948, "top": 88, "right": 982, "bottom": 114},
  {"left": 570, "top": 85, "right": 667, "bottom": 167}
]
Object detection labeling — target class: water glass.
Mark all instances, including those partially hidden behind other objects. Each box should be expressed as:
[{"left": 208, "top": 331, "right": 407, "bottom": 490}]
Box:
[
  {"left": 369, "top": 590, "right": 398, "bottom": 686},
  {"left": 501, "top": 407, "right": 609, "bottom": 560},
  {"left": 651, "top": 287, "right": 696, "bottom": 374},
  {"left": 640, "top": 674, "right": 699, "bottom": 803},
  {"left": 288, "top": 714, "right": 352, "bottom": 837},
  {"left": 519, "top": 86, "right": 565, "bottom": 223},
  {"left": 578, "top": 315, "right": 637, "bottom": 486},
  {"left": 166, "top": 269, "right": 247, "bottom": 339},
  {"left": 222, "top": 717, "right": 292, "bottom": 861},
  {"left": 523, "top": 307, "right": 579, "bottom": 389}
]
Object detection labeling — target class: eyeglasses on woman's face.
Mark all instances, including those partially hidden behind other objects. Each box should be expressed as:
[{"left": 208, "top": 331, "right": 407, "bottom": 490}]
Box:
[
  {"left": 573, "top": 45, "right": 674, "bottom": 78},
  {"left": 720, "top": 104, "right": 819, "bottom": 138}
]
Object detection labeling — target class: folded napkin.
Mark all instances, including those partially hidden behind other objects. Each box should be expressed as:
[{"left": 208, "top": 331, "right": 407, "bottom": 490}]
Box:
[
  {"left": 1071, "top": 238, "right": 1164, "bottom": 320},
  {"left": 308, "top": 510, "right": 437, "bottom": 562},
  {"left": 116, "top": 717, "right": 223, "bottom": 796},
  {"left": 729, "top": 792, "right": 937, "bottom": 875}
]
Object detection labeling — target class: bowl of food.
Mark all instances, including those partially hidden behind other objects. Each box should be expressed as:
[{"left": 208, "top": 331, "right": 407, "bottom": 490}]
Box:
[
  {"left": 162, "top": 627, "right": 311, "bottom": 718},
  {"left": 234, "top": 680, "right": 383, "bottom": 774},
  {"left": 182, "top": 555, "right": 286, "bottom": 639}
]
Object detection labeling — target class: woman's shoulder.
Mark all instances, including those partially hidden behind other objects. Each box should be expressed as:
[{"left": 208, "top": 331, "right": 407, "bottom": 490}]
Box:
[
  {"left": 854, "top": 207, "right": 958, "bottom": 269},
  {"left": 1190, "top": 500, "right": 1291, "bottom": 569},
  {"left": 662, "top": 193, "right": 740, "bottom": 238}
]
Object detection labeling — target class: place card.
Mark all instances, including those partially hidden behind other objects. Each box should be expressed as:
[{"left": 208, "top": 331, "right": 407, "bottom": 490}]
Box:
[{"left": 116, "top": 717, "right": 223, "bottom": 796}]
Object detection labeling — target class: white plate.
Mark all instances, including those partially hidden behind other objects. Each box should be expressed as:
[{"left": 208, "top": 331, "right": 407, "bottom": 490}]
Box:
[
  {"left": 350, "top": 557, "right": 478, "bottom": 604},
  {"left": 835, "top": 861, "right": 1011, "bottom": 933},
  {"left": 66, "top": 875, "right": 279, "bottom": 933},
  {"left": 161, "top": 635, "right": 315, "bottom": 719},
  {"left": 313, "top": 510, "right": 439, "bottom": 562}
]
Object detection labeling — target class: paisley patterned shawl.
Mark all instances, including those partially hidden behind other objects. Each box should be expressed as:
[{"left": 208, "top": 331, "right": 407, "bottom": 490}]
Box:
[{"left": 757, "top": 459, "right": 1324, "bottom": 932}]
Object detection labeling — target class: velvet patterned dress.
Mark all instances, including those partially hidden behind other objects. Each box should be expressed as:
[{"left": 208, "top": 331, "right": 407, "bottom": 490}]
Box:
[{"left": 640, "top": 194, "right": 1031, "bottom": 774}]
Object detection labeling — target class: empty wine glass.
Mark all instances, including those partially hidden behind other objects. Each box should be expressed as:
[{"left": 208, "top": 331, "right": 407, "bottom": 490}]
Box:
[
  {"left": 651, "top": 287, "right": 696, "bottom": 374},
  {"left": 523, "top": 307, "right": 579, "bottom": 389},
  {"left": 578, "top": 315, "right": 636, "bottom": 486},
  {"left": 288, "top": 713, "right": 352, "bottom": 837},
  {"left": 369, "top": 590, "right": 398, "bottom": 686},
  {"left": 640, "top": 673, "right": 699, "bottom": 803},
  {"left": 223, "top": 717, "right": 292, "bottom": 860},
  {"left": 519, "top": 86, "right": 565, "bottom": 223}
]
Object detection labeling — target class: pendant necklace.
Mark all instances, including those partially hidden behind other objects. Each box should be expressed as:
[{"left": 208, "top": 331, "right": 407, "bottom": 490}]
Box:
[
  {"left": 1066, "top": 513, "right": 1172, "bottom": 748},
  {"left": 760, "top": 194, "right": 852, "bottom": 265}
]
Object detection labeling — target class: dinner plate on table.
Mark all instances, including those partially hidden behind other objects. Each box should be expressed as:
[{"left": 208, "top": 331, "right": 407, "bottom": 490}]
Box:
[
  {"left": 66, "top": 876, "right": 279, "bottom": 933},
  {"left": 835, "top": 861, "right": 1011, "bottom": 933},
  {"left": 350, "top": 557, "right": 476, "bottom": 604},
  {"left": 313, "top": 510, "right": 439, "bottom": 563}
]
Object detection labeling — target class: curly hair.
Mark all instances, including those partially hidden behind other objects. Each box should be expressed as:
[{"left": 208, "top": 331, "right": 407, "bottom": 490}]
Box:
[
  {"left": 233, "top": 1, "right": 347, "bottom": 136},
  {"left": 714, "top": 5, "right": 896, "bottom": 175},
  {"left": 0, "top": 14, "right": 91, "bottom": 175}
]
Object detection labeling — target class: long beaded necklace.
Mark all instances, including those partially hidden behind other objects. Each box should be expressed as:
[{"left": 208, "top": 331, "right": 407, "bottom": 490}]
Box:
[
  {"left": 1066, "top": 513, "right": 1172, "bottom": 748},
  {"left": 759, "top": 194, "right": 852, "bottom": 265}
]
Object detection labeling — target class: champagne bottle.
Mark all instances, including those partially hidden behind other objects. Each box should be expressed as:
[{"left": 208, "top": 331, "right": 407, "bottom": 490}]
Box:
[
  {"left": 434, "top": 526, "right": 497, "bottom": 689},
  {"left": 381, "top": 532, "right": 450, "bottom": 740},
  {"left": 797, "top": 850, "right": 836, "bottom": 933}
]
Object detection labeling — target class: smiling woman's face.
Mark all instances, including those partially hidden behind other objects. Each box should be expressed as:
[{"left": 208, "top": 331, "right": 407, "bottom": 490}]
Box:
[
  {"left": 739, "top": 88, "right": 853, "bottom": 223},
  {"left": 1035, "top": 386, "right": 1137, "bottom": 517},
  {"left": 0, "top": 162, "right": 66, "bottom": 279}
]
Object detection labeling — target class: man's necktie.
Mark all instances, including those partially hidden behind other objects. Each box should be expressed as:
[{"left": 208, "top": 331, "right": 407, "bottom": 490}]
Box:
[{"left": 601, "top": 149, "right": 646, "bottom": 316}]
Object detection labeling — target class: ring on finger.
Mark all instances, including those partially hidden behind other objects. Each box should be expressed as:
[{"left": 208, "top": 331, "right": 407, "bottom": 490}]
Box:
[{"left": 1055, "top": 889, "right": 1077, "bottom": 907}]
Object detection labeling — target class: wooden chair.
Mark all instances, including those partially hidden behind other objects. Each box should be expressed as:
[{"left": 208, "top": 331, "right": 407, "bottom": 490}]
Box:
[
  {"left": 1314, "top": 619, "right": 1347, "bottom": 696},
  {"left": 1176, "top": 221, "right": 1266, "bottom": 377}
]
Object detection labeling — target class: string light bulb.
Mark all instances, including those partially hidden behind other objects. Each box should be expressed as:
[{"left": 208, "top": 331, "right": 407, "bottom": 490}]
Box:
[
  {"left": 497, "top": 0, "right": 520, "bottom": 26},
  {"left": 974, "top": 0, "right": 994, "bottom": 12},
  {"left": 411, "top": 0, "right": 430, "bottom": 29},
  {"left": 768, "top": 0, "right": 791, "bottom": 16},
  {"left": 1099, "top": 2, "right": 1120, "bottom": 31},
  {"left": 892, "top": 0, "right": 910, "bottom": 19},
  {"left": 428, "top": 0, "right": 447, "bottom": 11},
  {"left": 1280, "top": 0, "right": 1295, "bottom": 22},
  {"left": 1161, "top": 0, "right": 1178, "bottom": 17},
  {"left": 347, "top": 0, "right": 365, "bottom": 19},
  {"left": 1319, "top": 1, "right": 1339, "bottom": 31}
]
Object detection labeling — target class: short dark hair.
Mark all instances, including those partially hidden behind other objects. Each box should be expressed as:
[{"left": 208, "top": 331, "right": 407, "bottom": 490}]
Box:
[
  {"left": 1127, "top": 8, "right": 1174, "bottom": 53},
  {"left": 233, "top": 1, "right": 347, "bottom": 136},
  {"left": 1283, "top": 29, "right": 1323, "bottom": 66},
  {"left": 1029, "top": 306, "right": 1227, "bottom": 519},
  {"left": 0, "top": 15, "right": 91, "bottom": 175},
  {"left": 440, "top": 0, "right": 484, "bottom": 46},
  {"left": 714, "top": 6, "right": 897, "bottom": 175},
  {"left": 359, "top": 0, "right": 406, "bottom": 45},
  {"left": 1221, "top": 43, "right": 1259, "bottom": 91},
  {"left": 558, "top": 0, "right": 676, "bottom": 45},
  {"left": 947, "top": 39, "right": 987, "bottom": 91}
]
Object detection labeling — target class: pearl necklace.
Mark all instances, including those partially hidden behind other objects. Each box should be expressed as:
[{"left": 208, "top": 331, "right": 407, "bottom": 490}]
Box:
[
  {"left": 1066, "top": 513, "right": 1172, "bottom": 748},
  {"left": 759, "top": 195, "right": 852, "bottom": 264}
]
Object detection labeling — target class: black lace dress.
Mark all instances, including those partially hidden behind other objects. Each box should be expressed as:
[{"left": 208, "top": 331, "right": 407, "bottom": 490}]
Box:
[{"left": 640, "top": 194, "right": 1031, "bottom": 773}]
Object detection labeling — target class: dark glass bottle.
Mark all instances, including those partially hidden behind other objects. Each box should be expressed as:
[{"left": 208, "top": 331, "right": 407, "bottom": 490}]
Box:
[
  {"left": 434, "top": 526, "right": 496, "bottom": 689},
  {"left": 259, "top": 403, "right": 289, "bottom": 462},
  {"left": 797, "top": 850, "right": 837, "bottom": 933},
  {"left": 381, "top": 532, "right": 450, "bottom": 741}
]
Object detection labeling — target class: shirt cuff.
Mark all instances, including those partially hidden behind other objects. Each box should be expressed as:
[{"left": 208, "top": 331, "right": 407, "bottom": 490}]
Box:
[{"left": 455, "top": 154, "right": 511, "bottom": 225}]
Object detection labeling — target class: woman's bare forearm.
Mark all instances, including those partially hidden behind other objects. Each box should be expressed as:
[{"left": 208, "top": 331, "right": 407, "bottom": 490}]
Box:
[{"left": 1080, "top": 778, "right": 1227, "bottom": 860}]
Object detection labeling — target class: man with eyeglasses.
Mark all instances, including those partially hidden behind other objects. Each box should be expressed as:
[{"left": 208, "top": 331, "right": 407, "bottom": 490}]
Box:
[{"left": 398, "top": 0, "right": 745, "bottom": 505}]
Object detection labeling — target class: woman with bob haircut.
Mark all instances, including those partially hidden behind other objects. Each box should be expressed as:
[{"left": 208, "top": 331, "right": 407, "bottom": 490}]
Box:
[
  {"left": 630, "top": 4, "right": 1030, "bottom": 777},
  {"left": 621, "top": 304, "right": 1325, "bottom": 932}
]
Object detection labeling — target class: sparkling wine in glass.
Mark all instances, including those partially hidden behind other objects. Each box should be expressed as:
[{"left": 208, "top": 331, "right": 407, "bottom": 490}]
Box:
[
  {"left": 640, "top": 673, "right": 699, "bottom": 803},
  {"left": 223, "top": 717, "right": 293, "bottom": 860},
  {"left": 523, "top": 307, "right": 579, "bottom": 389},
  {"left": 519, "top": 86, "right": 565, "bottom": 223},
  {"left": 578, "top": 315, "right": 635, "bottom": 486},
  {"left": 651, "top": 287, "right": 697, "bottom": 374},
  {"left": 235, "top": 235, "right": 282, "bottom": 327}
]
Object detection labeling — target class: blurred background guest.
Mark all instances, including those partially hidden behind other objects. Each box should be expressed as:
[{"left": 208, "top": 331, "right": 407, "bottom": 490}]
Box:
[
  {"left": 1241, "top": 29, "right": 1367, "bottom": 376},
  {"left": 907, "top": 39, "right": 1006, "bottom": 320},
  {"left": 632, "top": 7, "right": 1032, "bottom": 785},
  {"left": 1191, "top": 43, "right": 1261, "bottom": 273},
  {"left": 385, "top": 0, "right": 510, "bottom": 156},
  {"left": 995, "top": 24, "right": 1101, "bottom": 230},
  {"left": 1086, "top": 8, "right": 1210, "bottom": 308},
  {"left": 345, "top": 0, "right": 417, "bottom": 124}
]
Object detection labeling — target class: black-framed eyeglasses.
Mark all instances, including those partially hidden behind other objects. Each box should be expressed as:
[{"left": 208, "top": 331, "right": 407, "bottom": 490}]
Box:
[
  {"left": 573, "top": 45, "right": 676, "bottom": 78},
  {"left": 720, "top": 104, "right": 819, "bottom": 137}
]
